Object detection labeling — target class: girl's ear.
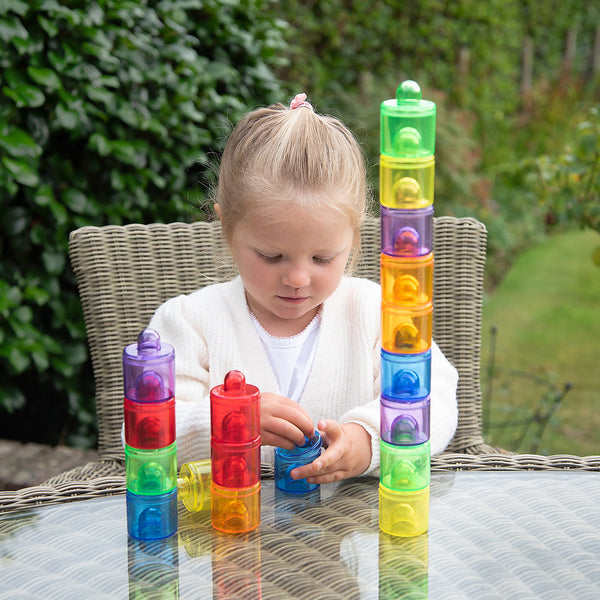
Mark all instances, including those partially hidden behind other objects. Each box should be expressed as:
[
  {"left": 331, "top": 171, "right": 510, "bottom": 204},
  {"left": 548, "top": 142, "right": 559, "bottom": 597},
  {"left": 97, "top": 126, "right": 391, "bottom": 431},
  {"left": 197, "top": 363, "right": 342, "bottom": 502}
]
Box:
[{"left": 214, "top": 203, "right": 222, "bottom": 219}]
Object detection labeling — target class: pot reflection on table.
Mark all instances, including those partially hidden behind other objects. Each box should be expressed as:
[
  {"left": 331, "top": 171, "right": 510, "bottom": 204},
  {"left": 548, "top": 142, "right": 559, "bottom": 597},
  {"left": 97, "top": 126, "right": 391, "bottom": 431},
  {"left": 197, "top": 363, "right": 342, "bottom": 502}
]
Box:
[
  {"left": 127, "top": 534, "right": 180, "bottom": 600},
  {"left": 178, "top": 505, "right": 261, "bottom": 600}
]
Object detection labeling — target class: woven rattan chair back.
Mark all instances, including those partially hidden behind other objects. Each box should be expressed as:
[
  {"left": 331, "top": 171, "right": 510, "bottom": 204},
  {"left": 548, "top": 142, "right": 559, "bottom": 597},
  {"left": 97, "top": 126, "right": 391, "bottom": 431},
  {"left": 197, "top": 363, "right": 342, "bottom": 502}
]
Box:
[{"left": 68, "top": 216, "right": 487, "bottom": 465}]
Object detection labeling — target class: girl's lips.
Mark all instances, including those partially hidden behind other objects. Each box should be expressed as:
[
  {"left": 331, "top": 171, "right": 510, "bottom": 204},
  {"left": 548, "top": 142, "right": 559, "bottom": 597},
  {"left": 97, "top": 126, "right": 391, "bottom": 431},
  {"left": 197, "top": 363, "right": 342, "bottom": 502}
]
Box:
[{"left": 278, "top": 296, "right": 308, "bottom": 304}]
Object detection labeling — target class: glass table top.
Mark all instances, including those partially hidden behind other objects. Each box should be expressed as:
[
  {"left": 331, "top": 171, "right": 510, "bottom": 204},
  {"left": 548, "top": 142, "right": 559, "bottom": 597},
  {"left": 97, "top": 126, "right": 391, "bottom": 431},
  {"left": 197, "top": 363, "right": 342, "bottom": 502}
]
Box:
[{"left": 1, "top": 471, "right": 599, "bottom": 599}]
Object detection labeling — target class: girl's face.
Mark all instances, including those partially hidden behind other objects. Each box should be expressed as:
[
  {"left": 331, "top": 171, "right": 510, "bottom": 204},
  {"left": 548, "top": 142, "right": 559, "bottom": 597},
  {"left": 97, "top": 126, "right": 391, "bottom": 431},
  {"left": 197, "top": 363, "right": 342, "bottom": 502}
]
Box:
[{"left": 229, "top": 201, "right": 354, "bottom": 337}]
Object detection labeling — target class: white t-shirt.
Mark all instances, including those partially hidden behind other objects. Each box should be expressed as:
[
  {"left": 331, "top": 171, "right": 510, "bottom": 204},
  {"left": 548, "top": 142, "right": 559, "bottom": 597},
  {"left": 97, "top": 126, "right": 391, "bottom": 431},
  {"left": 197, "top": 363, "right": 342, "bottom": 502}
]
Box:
[{"left": 250, "top": 311, "right": 321, "bottom": 403}]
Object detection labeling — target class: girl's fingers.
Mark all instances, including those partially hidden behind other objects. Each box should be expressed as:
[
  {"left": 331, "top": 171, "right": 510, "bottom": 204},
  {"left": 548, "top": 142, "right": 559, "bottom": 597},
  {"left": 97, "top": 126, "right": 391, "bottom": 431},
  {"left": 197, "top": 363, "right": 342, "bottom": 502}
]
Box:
[
  {"left": 317, "top": 419, "right": 341, "bottom": 447},
  {"left": 261, "top": 394, "right": 315, "bottom": 440},
  {"left": 262, "top": 418, "right": 309, "bottom": 449},
  {"left": 291, "top": 434, "right": 345, "bottom": 480}
]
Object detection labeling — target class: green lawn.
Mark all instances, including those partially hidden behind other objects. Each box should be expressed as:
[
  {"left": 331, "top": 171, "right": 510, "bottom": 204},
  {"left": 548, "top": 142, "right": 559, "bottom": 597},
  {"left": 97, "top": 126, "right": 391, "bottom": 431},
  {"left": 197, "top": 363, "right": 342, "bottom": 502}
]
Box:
[{"left": 481, "top": 228, "right": 600, "bottom": 456}]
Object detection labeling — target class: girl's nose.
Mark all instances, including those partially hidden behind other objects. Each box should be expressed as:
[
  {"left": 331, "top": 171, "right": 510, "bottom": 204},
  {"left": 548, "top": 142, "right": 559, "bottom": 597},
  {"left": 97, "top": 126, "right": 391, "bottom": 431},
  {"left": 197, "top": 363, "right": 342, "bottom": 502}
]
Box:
[{"left": 282, "top": 263, "right": 310, "bottom": 288}]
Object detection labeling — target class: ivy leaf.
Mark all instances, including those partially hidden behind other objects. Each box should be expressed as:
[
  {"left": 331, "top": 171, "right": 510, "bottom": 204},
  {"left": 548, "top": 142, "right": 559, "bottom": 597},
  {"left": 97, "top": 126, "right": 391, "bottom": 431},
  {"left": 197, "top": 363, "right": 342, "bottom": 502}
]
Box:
[
  {"left": 33, "top": 183, "right": 55, "bottom": 207},
  {"left": 116, "top": 102, "right": 139, "bottom": 127},
  {"left": 0, "top": 385, "right": 26, "bottom": 412},
  {"left": 47, "top": 197, "right": 68, "bottom": 225},
  {"left": 31, "top": 349, "right": 50, "bottom": 371},
  {"left": 0, "top": 0, "right": 29, "bottom": 17},
  {"left": 12, "top": 35, "right": 44, "bottom": 56},
  {"left": 0, "top": 127, "right": 42, "bottom": 159},
  {"left": 2, "top": 82, "right": 45, "bottom": 107},
  {"left": 13, "top": 305, "right": 33, "bottom": 324},
  {"left": 111, "top": 140, "right": 148, "bottom": 168},
  {"left": 42, "top": 250, "right": 66, "bottom": 274},
  {"left": 63, "top": 341, "right": 88, "bottom": 366},
  {"left": 88, "top": 132, "right": 110, "bottom": 156},
  {"left": 62, "top": 188, "right": 89, "bottom": 214},
  {"left": 1, "top": 205, "right": 28, "bottom": 236},
  {"left": 24, "top": 285, "right": 51, "bottom": 305},
  {"left": 178, "top": 100, "right": 206, "bottom": 123},
  {"left": 27, "top": 66, "right": 62, "bottom": 91},
  {"left": 0, "top": 281, "right": 23, "bottom": 313},
  {"left": 7, "top": 346, "right": 30, "bottom": 373},
  {"left": 47, "top": 49, "right": 68, "bottom": 72},
  {"left": 85, "top": 84, "right": 114, "bottom": 108},
  {"left": 55, "top": 103, "right": 79, "bottom": 129},
  {"left": 0, "top": 15, "right": 28, "bottom": 42},
  {"left": 1, "top": 155, "right": 39, "bottom": 186},
  {"left": 37, "top": 14, "right": 59, "bottom": 37}
]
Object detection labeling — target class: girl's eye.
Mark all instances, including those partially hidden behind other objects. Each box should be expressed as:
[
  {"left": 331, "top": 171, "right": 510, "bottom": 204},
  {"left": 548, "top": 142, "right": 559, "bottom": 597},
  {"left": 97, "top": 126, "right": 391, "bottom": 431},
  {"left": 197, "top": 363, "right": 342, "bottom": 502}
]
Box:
[
  {"left": 257, "top": 252, "right": 282, "bottom": 263},
  {"left": 313, "top": 256, "right": 333, "bottom": 264}
]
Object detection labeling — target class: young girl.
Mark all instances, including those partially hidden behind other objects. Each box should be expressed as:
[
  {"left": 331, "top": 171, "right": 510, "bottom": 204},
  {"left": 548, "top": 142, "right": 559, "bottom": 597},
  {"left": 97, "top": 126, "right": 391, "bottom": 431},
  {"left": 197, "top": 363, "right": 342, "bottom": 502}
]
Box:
[{"left": 148, "top": 94, "right": 458, "bottom": 484}]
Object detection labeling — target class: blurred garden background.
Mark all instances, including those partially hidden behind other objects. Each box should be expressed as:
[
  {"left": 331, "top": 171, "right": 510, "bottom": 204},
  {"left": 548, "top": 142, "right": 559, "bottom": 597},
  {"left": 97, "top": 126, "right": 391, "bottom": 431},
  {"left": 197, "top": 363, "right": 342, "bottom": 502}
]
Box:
[{"left": 1, "top": 0, "right": 598, "bottom": 455}]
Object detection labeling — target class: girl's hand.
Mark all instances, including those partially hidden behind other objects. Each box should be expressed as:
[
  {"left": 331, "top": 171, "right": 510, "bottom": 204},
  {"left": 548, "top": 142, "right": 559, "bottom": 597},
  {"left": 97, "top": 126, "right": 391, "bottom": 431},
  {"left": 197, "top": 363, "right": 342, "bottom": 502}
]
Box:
[
  {"left": 290, "top": 420, "right": 372, "bottom": 484},
  {"left": 260, "top": 392, "right": 315, "bottom": 449}
]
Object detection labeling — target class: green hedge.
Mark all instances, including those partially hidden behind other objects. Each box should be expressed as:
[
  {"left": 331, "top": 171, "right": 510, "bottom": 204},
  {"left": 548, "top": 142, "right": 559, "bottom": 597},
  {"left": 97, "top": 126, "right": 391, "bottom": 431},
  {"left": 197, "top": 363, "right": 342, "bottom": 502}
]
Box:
[{"left": 0, "top": 0, "right": 285, "bottom": 446}]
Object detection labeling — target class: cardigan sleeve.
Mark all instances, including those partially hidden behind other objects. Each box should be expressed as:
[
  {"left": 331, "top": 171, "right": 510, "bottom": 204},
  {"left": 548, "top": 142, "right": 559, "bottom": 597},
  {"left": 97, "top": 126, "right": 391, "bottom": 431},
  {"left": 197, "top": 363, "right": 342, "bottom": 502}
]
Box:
[
  {"left": 149, "top": 294, "right": 212, "bottom": 466},
  {"left": 321, "top": 277, "right": 382, "bottom": 476},
  {"left": 337, "top": 318, "right": 382, "bottom": 477},
  {"left": 429, "top": 341, "right": 459, "bottom": 454}
]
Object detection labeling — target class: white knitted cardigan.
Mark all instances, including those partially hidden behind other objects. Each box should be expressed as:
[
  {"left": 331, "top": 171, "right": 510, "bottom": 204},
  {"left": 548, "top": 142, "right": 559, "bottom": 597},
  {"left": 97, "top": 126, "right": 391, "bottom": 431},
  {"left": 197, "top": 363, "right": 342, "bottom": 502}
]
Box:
[{"left": 149, "top": 276, "right": 458, "bottom": 475}]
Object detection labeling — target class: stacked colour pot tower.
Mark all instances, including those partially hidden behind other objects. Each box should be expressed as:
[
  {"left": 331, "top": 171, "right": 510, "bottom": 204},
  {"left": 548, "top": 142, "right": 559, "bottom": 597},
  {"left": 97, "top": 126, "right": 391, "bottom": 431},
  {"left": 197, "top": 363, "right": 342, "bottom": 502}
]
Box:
[
  {"left": 124, "top": 329, "right": 178, "bottom": 540},
  {"left": 210, "top": 370, "right": 261, "bottom": 533},
  {"left": 378, "top": 80, "right": 436, "bottom": 537}
]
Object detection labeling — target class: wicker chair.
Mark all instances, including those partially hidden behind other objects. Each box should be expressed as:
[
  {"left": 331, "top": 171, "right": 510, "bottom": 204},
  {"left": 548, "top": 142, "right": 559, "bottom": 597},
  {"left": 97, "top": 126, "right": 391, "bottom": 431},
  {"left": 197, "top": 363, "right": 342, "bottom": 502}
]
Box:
[{"left": 2, "top": 216, "right": 598, "bottom": 512}]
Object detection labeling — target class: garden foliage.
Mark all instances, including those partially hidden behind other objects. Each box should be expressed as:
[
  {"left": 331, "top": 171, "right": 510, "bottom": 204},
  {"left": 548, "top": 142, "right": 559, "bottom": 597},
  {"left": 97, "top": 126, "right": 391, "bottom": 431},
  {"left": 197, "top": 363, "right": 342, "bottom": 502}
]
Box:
[
  {"left": 269, "top": 0, "right": 600, "bottom": 282},
  {"left": 272, "top": 0, "right": 600, "bottom": 111},
  {"left": 0, "top": 0, "right": 285, "bottom": 445},
  {"left": 512, "top": 104, "right": 600, "bottom": 263}
]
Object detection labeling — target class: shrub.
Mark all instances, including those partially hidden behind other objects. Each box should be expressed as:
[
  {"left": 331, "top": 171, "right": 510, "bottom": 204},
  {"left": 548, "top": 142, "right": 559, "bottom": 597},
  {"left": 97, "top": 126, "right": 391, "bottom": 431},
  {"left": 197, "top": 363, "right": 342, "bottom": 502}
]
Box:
[
  {"left": 535, "top": 105, "right": 600, "bottom": 236},
  {"left": 269, "top": 0, "right": 524, "bottom": 114},
  {"left": 0, "top": 0, "right": 286, "bottom": 447},
  {"left": 270, "top": 0, "right": 600, "bottom": 286}
]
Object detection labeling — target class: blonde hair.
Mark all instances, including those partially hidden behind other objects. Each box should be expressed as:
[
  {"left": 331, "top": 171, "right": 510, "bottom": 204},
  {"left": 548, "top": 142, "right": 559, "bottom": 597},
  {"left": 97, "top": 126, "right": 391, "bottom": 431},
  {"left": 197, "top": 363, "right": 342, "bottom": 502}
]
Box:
[{"left": 216, "top": 101, "right": 367, "bottom": 258}]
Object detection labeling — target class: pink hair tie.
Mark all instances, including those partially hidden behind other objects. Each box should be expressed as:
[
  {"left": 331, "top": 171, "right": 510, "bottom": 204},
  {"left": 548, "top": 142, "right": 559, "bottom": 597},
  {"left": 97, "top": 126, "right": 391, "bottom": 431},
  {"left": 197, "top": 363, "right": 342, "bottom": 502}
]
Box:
[{"left": 290, "top": 93, "right": 313, "bottom": 111}]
